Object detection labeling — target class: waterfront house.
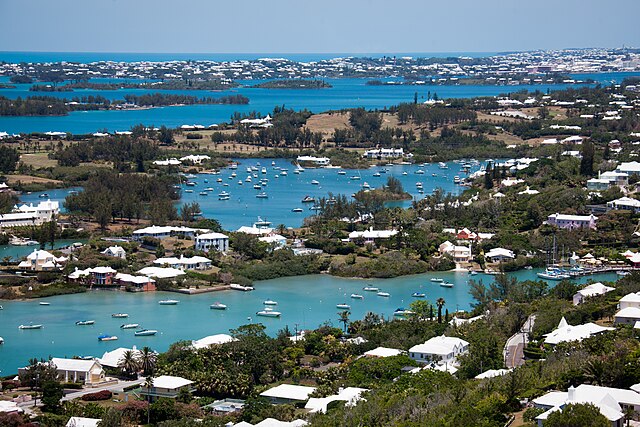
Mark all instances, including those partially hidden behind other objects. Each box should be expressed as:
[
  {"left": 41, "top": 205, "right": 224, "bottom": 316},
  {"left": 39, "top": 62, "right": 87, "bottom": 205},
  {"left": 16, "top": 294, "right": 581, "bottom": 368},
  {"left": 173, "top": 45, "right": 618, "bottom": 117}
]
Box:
[
  {"left": 0, "top": 199, "right": 61, "bottom": 229},
  {"left": 154, "top": 255, "right": 212, "bottom": 270},
  {"left": 195, "top": 232, "right": 229, "bottom": 252},
  {"left": 348, "top": 228, "right": 398, "bottom": 245},
  {"left": 137, "top": 266, "right": 186, "bottom": 279},
  {"left": 180, "top": 154, "right": 211, "bottom": 164},
  {"left": 192, "top": 334, "right": 236, "bottom": 349},
  {"left": 115, "top": 273, "right": 156, "bottom": 291},
  {"left": 17, "top": 249, "right": 67, "bottom": 271},
  {"left": 363, "top": 347, "right": 404, "bottom": 358},
  {"left": 102, "top": 245, "right": 126, "bottom": 259},
  {"left": 363, "top": 148, "right": 408, "bottom": 159},
  {"left": 65, "top": 417, "right": 101, "bottom": 427},
  {"left": 546, "top": 213, "right": 597, "bottom": 230},
  {"left": 97, "top": 347, "right": 142, "bottom": 368},
  {"left": 543, "top": 317, "right": 614, "bottom": 345},
  {"left": 484, "top": 247, "right": 515, "bottom": 262},
  {"left": 408, "top": 336, "right": 469, "bottom": 364},
  {"left": 133, "top": 225, "right": 207, "bottom": 240},
  {"left": 236, "top": 225, "right": 274, "bottom": 235},
  {"left": 259, "top": 384, "right": 316, "bottom": 405},
  {"left": 50, "top": 358, "right": 106, "bottom": 385},
  {"left": 533, "top": 384, "right": 640, "bottom": 427},
  {"left": 573, "top": 282, "right": 615, "bottom": 305},
  {"left": 296, "top": 155, "right": 330, "bottom": 166},
  {"left": 438, "top": 241, "right": 472, "bottom": 263},
  {"left": 140, "top": 375, "right": 195, "bottom": 402},
  {"left": 259, "top": 233, "right": 287, "bottom": 248},
  {"left": 88, "top": 266, "right": 117, "bottom": 285}
]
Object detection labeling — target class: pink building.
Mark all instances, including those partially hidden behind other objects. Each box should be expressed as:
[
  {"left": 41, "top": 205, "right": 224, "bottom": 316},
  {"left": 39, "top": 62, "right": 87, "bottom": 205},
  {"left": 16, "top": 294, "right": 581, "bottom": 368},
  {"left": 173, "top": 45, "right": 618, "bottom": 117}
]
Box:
[{"left": 546, "top": 213, "right": 597, "bottom": 230}]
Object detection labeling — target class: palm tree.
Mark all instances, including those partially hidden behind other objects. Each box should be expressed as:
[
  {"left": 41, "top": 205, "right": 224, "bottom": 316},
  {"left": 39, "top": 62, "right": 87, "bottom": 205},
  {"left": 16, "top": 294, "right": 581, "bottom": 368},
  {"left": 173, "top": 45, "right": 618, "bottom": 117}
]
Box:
[
  {"left": 436, "top": 298, "right": 446, "bottom": 324},
  {"left": 118, "top": 350, "right": 140, "bottom": 378},
  {"left": 338, "top": 310, "right": 351, "bottom": 333},
  {"left": 137, "top": 347, "right": 157, "bottom": 376},
  {"left": 143, "top": 375, "right": 154, "bottom": 425}
]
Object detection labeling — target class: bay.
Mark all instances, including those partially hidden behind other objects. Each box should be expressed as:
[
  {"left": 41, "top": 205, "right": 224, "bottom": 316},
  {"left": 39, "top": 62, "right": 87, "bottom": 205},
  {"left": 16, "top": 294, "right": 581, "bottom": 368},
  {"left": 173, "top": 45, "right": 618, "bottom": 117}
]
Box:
[{"left": 0, "top": 269, "right": 619, "bottom": 375}]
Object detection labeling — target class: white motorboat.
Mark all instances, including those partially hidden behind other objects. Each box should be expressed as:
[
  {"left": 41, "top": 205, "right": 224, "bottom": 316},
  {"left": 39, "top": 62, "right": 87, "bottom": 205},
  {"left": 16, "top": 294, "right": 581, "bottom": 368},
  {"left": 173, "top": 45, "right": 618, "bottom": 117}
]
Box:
[
  {"left": 76, "top": 320, "right": 95, "bottom": 326},
  {"left": 363, "top": 286, "right": 379, "bottom": 292},
  {"left": 230, "top": 283, "right": 254, "bottom": 291},
  {"left": 0, "top": 337, "right": 3, "bottom": 344},
  {"left": 256, "top": 192, "right": 268, "bottom": 199},
  {"left": 98, "top": 334, "right": 118, "bottom": 341},
  {"left": 301, "top": 195, "right": 315, "bottom": 203},
  {"left": 412, "top": 292, "right": 426, "bottom": 298},
  {"left": 292, "top": 208, "right": 303, "bottom": 213},
  {"left": 158, "top": 299, "right": 179, "bottom": 305},
  {"left": 350, "top": 293, "right": 364, "bottom": 299},
  {"left": 430, "top": 278, "right": 444, "bottom": 283},
  {"left": 394, "top": 308, "right": 415, "bottom": 317},
  {"left": 39, "top": 302, "right": 50, "bottom": 306},
  {"left": 336, "top": 303, "right": 351, "bottom": 309},
  {"left": 377, "top": 291, "right": 390, "bottom": 297},
  {"left": 440, "top": 282, "right": 454, "bottom": 288},
  {"left": 210, "top": 302, "right": 227, "bottom": 310},
  {"left": 311, "top": 180, "right": 320, "bottom": 185},
  {"left": 338, "top": 170, "right": 346, "bottom": 175},
  {"left": 112, "top": 313, "right": 129, "bottom": 318},
  {"left": 256, "top": 308, "right": 281, "bottom": 318},
  {"left": 263, "top": 300, "right": 278, "bottom": 306},
  {"left": 19, "top": 324, "right": 43, "bottom": 330},
  {"left": 120, "top": 323, "right": 139, "bottom": 329},
  {"left": 134, "top": 329, "right": 158, "bottom": 337}
]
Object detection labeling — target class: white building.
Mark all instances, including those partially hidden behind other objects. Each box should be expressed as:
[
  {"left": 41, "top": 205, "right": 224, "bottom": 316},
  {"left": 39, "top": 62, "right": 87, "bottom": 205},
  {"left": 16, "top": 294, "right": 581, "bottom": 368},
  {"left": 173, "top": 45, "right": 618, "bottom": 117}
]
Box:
[
  {"left": 260, "top": 384, "right": 316, "bottom": 404},
  {"left": 154, "top": 255, "right": 212, "bottom": 270},
  {"left": 180, "top": 154, "right": 211, "bottom": 164},
  {"left": 617, "top": 292, "right": 640, "bottom": 310},
  {"left": 17, "top": 249, "right": 67, "bottom": 271},
  {"left": 102, "top": 245, "right": 126, "bottom": 259},
  {"left": 192, "top": 334, "right": 236, "bottom": 349},
  {"left": 195, "top": 232, "right": 229, "bottom": 252},
  {"left": 296, "top": 155, "right": 330, "bottom": 166},
  {"left": 533, "top": 384, "right": 640, "bottom": 427},
  {"left": 363, "top": 347, "right": 404, "bottom": 358},
  {"left": 573, "top": 282, "right": 615, "bottom": 305},
  {"left": 305, "top": 387, "right": 368, "bottom": 413},
  {"left": 141, "top": 375, "right": 195, "bottom": 402},
  {"left": 133, "top": 225, "right": 207, "bottom": 240},
  {"left": 348, "top": 228, "right": 398, "bottom": 244},
  {"left": 607, "top": 197, "right": 640, "bottom": 213},
  {"left": 543, "top": 317, "right": 614, "bottom": 345},
  {"left": 137, "top": 266, "right": 186, "bottom": 279},
  {"left": 363, "top": 148, "right": 408, "bottom": 159},
  {"left": 66, "top": 417, "right": 102, "bottom": 427},
  {"left": 409, "top": 336, "right": 469, "bottom": 364},
  {"left": 546, "top": 213, "right": 597, "bottom": 230},
  {"left": 97, "top": 347, "right": 142, "bottom": 368},
  {"left": 438, "top": 241, "right": 472, "bottom": 263},
  {"left": 0, "top": 200, "right": 60, "bottom": 229},
  {"left": 614, "top": 307, "right": 640, "bottom": 325},
  {"left": 50, "top": 358, "right": 106, "bottom": 385},
  {"left": 484, "top": 247, "right": 515, "bottom": 262},
  {"left": 616, "top": 161, "right": 640, "bottom": 175}
]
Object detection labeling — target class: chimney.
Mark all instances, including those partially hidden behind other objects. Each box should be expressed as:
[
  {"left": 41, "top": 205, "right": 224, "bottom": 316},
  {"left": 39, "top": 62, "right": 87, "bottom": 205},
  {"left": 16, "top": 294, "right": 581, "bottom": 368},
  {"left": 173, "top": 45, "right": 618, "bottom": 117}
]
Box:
[{"left": 567, "top": 385, "right": 576, "bottom": 402}]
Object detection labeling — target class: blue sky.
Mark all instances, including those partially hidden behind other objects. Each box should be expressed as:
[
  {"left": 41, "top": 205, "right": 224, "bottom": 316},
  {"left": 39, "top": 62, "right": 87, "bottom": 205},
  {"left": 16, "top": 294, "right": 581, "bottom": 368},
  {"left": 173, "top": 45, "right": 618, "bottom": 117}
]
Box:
[{"left": 1, "top": 0, "right": 639, "bottom": 53}]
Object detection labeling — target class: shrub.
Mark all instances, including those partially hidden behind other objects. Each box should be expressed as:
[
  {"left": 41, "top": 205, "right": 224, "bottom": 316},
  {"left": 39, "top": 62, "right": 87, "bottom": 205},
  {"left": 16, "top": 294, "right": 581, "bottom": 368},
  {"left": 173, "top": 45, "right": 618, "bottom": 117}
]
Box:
[{"left": 81, "top": 390, "right": 112, "bottom": 401}]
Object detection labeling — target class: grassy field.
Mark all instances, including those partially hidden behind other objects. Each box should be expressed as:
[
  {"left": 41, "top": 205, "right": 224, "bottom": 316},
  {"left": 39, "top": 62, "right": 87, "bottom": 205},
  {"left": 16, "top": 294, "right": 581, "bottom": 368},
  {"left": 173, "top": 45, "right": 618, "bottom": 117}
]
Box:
[{"left": 19, "top": 152, "right": 58, "bottom": 169}]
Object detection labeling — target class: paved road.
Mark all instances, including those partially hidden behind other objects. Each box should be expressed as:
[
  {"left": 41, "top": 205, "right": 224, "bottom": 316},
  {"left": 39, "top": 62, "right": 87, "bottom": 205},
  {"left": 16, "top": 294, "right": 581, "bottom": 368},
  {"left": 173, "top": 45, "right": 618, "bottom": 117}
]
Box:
[
  {"left": 504, "top": 315, "right": 536, "bottom": 368},
  {"left": 61, "top": 378, "right": 144, "bottom": 401}
]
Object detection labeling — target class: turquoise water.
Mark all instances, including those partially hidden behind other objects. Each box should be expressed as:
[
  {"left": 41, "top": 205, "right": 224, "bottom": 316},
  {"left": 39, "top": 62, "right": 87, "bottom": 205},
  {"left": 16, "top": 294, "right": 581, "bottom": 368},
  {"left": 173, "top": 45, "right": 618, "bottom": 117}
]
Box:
[
  {"left": 1, "top": 72, "right": 637, "bottom": 134},
  {"left": 0, "top": 269, "right": 618, "bottom": 375},
  {"left": 0, "top": 239, "right": 83, "bottom": 262}
]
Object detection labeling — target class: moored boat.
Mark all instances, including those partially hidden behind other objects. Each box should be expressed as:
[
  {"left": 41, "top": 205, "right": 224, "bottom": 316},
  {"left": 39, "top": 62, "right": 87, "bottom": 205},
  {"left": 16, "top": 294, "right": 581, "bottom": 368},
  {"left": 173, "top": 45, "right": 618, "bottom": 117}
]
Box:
[
  {"left": 412, "top": 292, "right": 426, "bottom": 298},
  {"left": 263, "top": 300, "right": 278, "bottom": 306},
  {"left": 39, "top": 302, "right": 50, "bottom": 306},
  {"left": 159, "top": 299, "right": 179, "bottom": 305},
  {"left": 120, "top": 323, "right": 139, "bottom": 329},
  {"left": 394, "top": 308, "right": 415, "bottom": 317},
  {"left": 336, "top": 303, "right": 351, "bottom": 309},
  {"left": 292, "top": 208, "right": 303, "bottom": 212},
  {"left": 363, "top": 286, "right": 379, "bottom": 292},
  {"left": 377, "top": 291, "right": 390, "bottom": 297},
  {"left": 440, "top": 282, "right": 454, "bottom": 288},
  {"left": 301, "top": 195, "right": 315, "bottom": 203},
  {"left": 350, "top": 293, "right": 364, "bottom": 299},
  {"left": 134, "top": 329, "right": 158, "bottom": 337},
  {"left": 19, "top": 324, "right": 43, "bottom": 330},
  {"left": 75, "top": 320, "right": 95, "bottom": 326},
  {"left": 98, "top": 334, "right": 118, "bottom": 341},
  {"left": 210, "top": 302, "right": 227, "bottom": 310},
  {"left": 430, "top": 278, "right": 444, "bottom": 283},
  {"left": 256, "top": 308, "right": 281, "bottom": 318},
  {"left": 112, "top": 313, "right": 129, "bottom": 318},
  {"left": 230, "top": 283, "right": 254, "bottom": 291}
]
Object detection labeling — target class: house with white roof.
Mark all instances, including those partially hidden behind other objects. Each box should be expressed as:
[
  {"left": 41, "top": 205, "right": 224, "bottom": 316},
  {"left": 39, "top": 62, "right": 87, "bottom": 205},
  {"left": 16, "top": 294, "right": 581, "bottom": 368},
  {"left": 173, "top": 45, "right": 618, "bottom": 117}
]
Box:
[
  {"left": 232, "top": 419, "right": 307, "bottom": 427},
  {"left": 66, "top": 417, "right": 101, "bottom": 427},
  {"left": 607, "top": 197, "right": 640, "bottom": 213},
  {"left": 484, "top": 248, "right": 515, "bottom": 262},
  {"left": 296, "top": 155, "right": 330, "bottom": 166},
  {"left": 348, "top": 228, "right": 398, "bottom": 244},
  {"left": 363, "top": 148, "right": 408, "bottom": 159},
  {"left": 18, "top": 249, "right": 67, "bottom": 271},
  {"left": 0, "top": 401, "right": 23, "bottom": 414},
  {"left": 97, "top": 347, "right": 142, "bottom": 368},
  {"left": 1, "top": 200, "right": 62, "bottom": 229},
  {"left": 438, "top": 241, "right": 472, "bottom": 263},
  {"left": 195, "top": 232, "right": 229, "bottom": 252},
  {"left": 260, "top": 384, "right": 316, "bottom": 405},
  {"left": 154, "top": 255, "right": 212, "bottom": 270},
  {"left": 543, "top": 317, "right": 614, "bottom": 345},
  {"left": 115, "top": 273, "right": 156, "bottom": 292},
  {"left": 533, "top": 384, "right": 640, "bottom": 427},
  {"left": 153, "top": 158, "right": 182, "bottom": 166},
  {"left": 573, "top": 282, "right": 615, "bottom": 305},
  {"left": 140, "top": 375, "right": 195, "bottom": 402},
  {"left": 259, "top": 233, "right": 287, "bottom": 248},
  {"left": 475, "top": 369, "right": 512, "bottom": 380},
  {"left": 102, "top": 245, "right": 126, "bottom": 259},
  {"left": 409, "top": 336, "right": 469, "bottom": 364},
  {"left": 363, "top": 347, "right": 404, "bottom": 358},
  {"left": 305, "top": 387, "right": 368, "bottom": 413},
  {"left": 137, "top": 266, "right": 186, "bottom": 279},
  {"left": 50, "top": 358, "right": 106, "bottom": 385},
  {"left": 616, "top": 161, "right": 640, "bottom": 175},
  {"left": 236, "top": 225, "right": 274, "bottom": 235},
  {"left": 192, "top": 334, "right": 236, "bottom": 349},
  {"left": 617, "top": 292, "right": 640, "bottom": 310},
  {"left": 614, "top": 307, "right": 640, "bottom": 325},
  {"left": 546, "top": 213, "right": 597, "bottom": 230},
  {"left": 180, "top": 154, "right": 211, "bottom": 164},
  {"left": 133, "top": 225, "right": 207, "bottom": 240}
]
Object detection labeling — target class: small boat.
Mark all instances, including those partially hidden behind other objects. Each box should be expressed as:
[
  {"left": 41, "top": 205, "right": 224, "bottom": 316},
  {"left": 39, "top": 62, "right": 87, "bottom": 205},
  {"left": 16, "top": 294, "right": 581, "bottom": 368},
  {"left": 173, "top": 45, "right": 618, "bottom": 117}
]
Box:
[
  {"left": 98, "top": 334, "right": 118, "bottom": 341},
  {"left": 311, "top": 180, "right": 320, "bottom": 185},
  {"left": 257, "top": 308, "right": 281, "bottom": 318},
  {"left": 199, "top": 191, "right": 208, "bottom": 196},
  {"left": 402, "top": 172, "right": 408, "bottom": 176},
  {"left": 134, "top": 329, "right": 158, "bottom": 337},
  {"left": 205, "top": 187, "right": 214, "bottom": 191},
  {"left": 438, "top": 162, "right": 448, "bottom": 169},
  {"left": 0, "top": 337, "right": 3, "bottom": 344},
  {"left": 373, "top": 172, "right": 381, "bottom": 177},
  {"left": 112, "top": 313, "right": 129, "bottom": 318},
  {"left": 253, "top": 184, "right": 262, "bottom": 190},
  {"left": 350, "top": 293, "right": 364, "bottom": 299},
  {"left": 301, "top": 196, "right": 315, "bottom": 203},
  {"left": 292, "top": 208, "right": 303, "bottom": 213},
  {"left": 120, "top": 323, "right": 139, "bottom": 329},
  {"left": 210, "top": 302, "right": 227, "bottom": 310},
  {"left": 159, "top": 300, "right": 179, "bottom": 305},
  {"left": 416, "top": 170, "right": 425, "bottom": 175},
  {"left": 219, "top": 195, "right": 230, "bottom": 200},
  {"left": 430, "top": 278, "right": 444, "bottom": 283},
  {"left": 39, "top": 302, "right": 50, "bottom": 306},
  {"left": 217, "top": 178, "right": 223, "bottom": 182},
  {"left": 39, "top": 193, "right": 49, "bottom": 198},
  {"left": 218, "top": 191, "right": 230, "bottom": 198},
  {"left": 362, "top": 182, "right": 371, "bottom": 189},
  {"left": 440, "top": 282, "right": 454, "bottom": 288},
  {"left": 350, "top": 175, "right": 361, "bottom": 180},
  {"left": 469, "top": 270, "right": 478, "bottom": 275},
  {"left": 263, "top": 300, "right": 278, "bottom": 306},
  {"left": 377, "top": 291, "right": 390, "bottom": 297},
  {"left": 336, "top": 303, "right": 351, "bottom": 309},
  {"left": 75, "top": 320, "right": 95, "bottom": 326},
  {"left": 338, "top": 170, "right": 346, "bottom": 175},
  {"left": 185, "top": 189, "right": 194, "bottom": 193},
  {"left": 453, "top": 176, "right": 461, "bottom": 184},
  {"left": 412, "top": 292, "right": 426, "bottom": 298},
  {"left": 261, "top": 167, "right": 267, "bottom": 174},
  {"left": 363, "top": 286, "right": 379, "bottom": 292},
  {"left": 185, "top": 182, "right": 196, "bottom": 187},
  {"left": 256, "top": 192, "right": 268, "bottom": 199},
  {"left": 281, "top": 170, "right": 288, "bottom": 176},
  {"left": 19, "top": 324, "right": 43, "bottom": 330}
]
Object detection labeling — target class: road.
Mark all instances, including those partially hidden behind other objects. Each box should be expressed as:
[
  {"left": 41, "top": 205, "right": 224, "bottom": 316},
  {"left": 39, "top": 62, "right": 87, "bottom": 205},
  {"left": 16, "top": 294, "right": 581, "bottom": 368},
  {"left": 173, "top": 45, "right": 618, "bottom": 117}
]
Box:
[
  {"left": 504, "top": 314, "right": 536, "bottom": 369},
  {"left": 61, "top": 378, "right": 145, "bottom": 401}
]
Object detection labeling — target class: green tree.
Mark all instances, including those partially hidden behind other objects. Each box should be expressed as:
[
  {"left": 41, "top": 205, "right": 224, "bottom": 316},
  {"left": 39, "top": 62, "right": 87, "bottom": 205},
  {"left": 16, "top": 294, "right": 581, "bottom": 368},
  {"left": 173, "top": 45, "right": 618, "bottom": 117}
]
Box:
[
  {"left": 138, "top": 346, "right": 157, "bottom": 376},
  {"left": 545, "top": 403, "right": 609, "bottom": 427},
  {"left": 0, "top": 146, "right": 19, "bottom": 173},
  {"left": 41, "top": 380, "right": 63, "bottom": 413},
  {"left": 580, "top": 140, "right": 595, "bottom": 176},
  {"left": 409, "top": 299, "right": 431, "bottom": 321},
  {"left": 338, "top": 310, "right": 351, "bottom": 333},
  {"left": 118, "top": 350, "right": 140, "bottom": 377},
  {"left": 436, "top": 297, "right": 446, "bottom": 323}
]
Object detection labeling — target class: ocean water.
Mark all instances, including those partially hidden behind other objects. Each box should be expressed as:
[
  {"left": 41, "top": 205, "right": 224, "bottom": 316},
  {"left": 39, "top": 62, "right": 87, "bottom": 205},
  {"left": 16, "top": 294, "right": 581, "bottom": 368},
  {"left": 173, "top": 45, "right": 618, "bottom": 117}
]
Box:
[
  {"left": 0, "top": 270, "right": 619, "bottom": 375},
  {"left": 0, "top": 73, "right": 637, "bottom": 134}
]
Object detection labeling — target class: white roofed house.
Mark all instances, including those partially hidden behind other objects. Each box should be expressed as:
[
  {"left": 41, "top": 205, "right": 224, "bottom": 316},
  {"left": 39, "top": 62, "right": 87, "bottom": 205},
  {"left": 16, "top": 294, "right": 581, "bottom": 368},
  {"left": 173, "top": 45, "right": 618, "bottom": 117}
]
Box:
[
  {"left": 18, "top": 249, "right": 67, "bottom": 271},
  {"left": 102, "top": 245, "right": 126, "bottom": 259},
  {"left": 533, "top": 384, "right": 640, "bottom": 427},
  {"left": 154, "top": 255, "right": 212, "bottom": 270},
  {"left": 409, "top": 336, "right": 469, "bottom": 365},
  {"left": 484, "top": 247, "right": 515, "bottom": 263},
  {"left": 438, "top": 241, "right": 472, "bottom": 263},
  {"left": 65, "top": 417, "right": 102, "bottom": 427},
  {"left": 259, "top": 233, "right": 287, "bottom": 249},
  {"left": 195, "top": 232, "right": 229, "bottom": 253},
  {"left": 607, "top": 197, "right": 640, "bottom": 213},
  {"left": 348, "top": 228, "right": 398, "bottom": 245},
  {"left": 140, "top": 375, "right": 195, "bottom": 402},
  {"left": 115, "top": 273, "right": 156, "bottom": 292},
  {"left": 50, "top": 358, "right": 106, "bottom": 385},
  {"left": 546, "top": 213, "right": 597, "bottom": 230},
  {"left": 97, "top": 347, "right": 142, "bottom": 368},
  {"left": 1, "top": 200, "right": 60, "bottom": 229},
  {"left": 543, "top": 317, "right": 614, "bottom": 345},
  {"left": 259, "top": 384, "right": 316, "bottom": 405},
  {"left": 573, "top": 282, "right": 615, "bottom": 305}
]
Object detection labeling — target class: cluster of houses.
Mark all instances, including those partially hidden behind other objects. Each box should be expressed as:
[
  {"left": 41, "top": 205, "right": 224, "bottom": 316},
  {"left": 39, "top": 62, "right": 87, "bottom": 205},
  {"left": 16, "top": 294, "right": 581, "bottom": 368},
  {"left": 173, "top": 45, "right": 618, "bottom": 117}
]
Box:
[{"left": 0, "top": 199, "right": 60, "bottom": 229}]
